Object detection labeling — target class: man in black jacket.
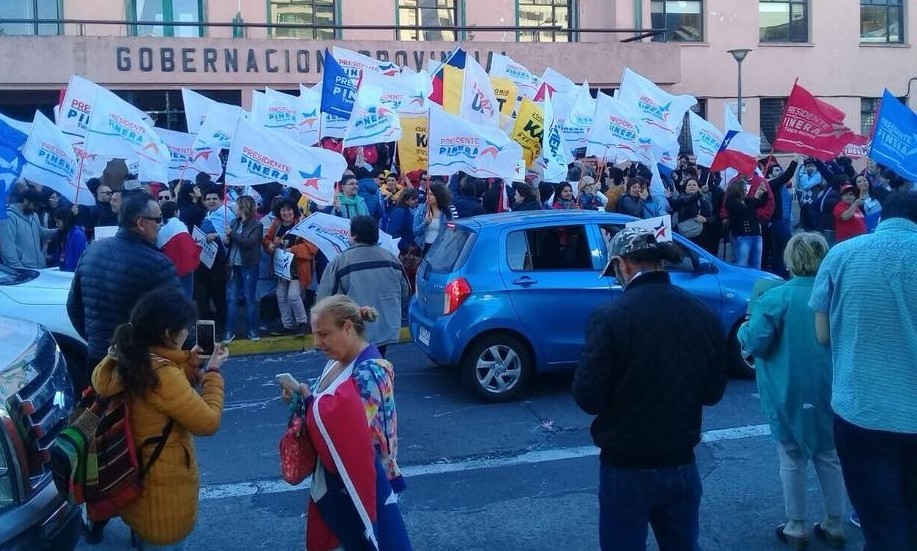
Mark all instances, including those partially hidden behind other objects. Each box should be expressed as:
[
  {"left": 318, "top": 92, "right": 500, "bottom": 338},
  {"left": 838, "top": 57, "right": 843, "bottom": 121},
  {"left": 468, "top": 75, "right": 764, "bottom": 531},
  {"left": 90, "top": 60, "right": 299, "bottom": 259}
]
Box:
[
  {"left": 67, "top": 194, "right": 181, "bottom": 391},
  {"left": 453, "top": 176, "right": 486, "bottom": 218},
  {"left": 573, "top": 227, "right": 728, "bottom": 551}
]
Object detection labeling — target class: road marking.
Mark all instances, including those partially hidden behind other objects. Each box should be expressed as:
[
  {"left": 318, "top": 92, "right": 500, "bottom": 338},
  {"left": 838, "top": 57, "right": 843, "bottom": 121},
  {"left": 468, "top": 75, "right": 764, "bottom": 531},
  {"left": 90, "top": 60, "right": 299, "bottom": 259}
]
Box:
[{"left": 199, "top": 423, "right": 771, "bottom": 502}]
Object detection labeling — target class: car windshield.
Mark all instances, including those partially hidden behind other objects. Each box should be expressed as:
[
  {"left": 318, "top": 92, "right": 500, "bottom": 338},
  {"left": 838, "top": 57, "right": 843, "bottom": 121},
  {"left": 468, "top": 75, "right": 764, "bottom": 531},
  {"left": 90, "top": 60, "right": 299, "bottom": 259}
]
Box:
[
  {"left": 425, "top": 226, "right": 473, "bottom": 273},
  {"left": 0, "top": 264, "right": 39, "bottom": 286}
]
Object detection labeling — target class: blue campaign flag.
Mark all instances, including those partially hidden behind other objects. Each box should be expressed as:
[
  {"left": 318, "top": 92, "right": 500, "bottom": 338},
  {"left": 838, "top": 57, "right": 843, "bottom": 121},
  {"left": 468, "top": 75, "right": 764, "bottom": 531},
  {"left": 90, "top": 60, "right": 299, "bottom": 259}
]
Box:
[
  {"left": 321, "top": 49, "right": 358, "bottom": 120},
  {"left": 0, "top": 114, "right": 29, "bottom": 219},
  {"left": 869, "top": 89, "right": 917, "bottom": 182}
]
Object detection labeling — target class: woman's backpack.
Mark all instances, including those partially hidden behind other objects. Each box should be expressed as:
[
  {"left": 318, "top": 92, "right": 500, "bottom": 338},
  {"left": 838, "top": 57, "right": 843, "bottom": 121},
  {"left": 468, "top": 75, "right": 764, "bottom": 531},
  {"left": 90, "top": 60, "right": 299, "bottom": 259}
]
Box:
[{"left": 49, "top": 387, "right": 173, "bottom": 521}]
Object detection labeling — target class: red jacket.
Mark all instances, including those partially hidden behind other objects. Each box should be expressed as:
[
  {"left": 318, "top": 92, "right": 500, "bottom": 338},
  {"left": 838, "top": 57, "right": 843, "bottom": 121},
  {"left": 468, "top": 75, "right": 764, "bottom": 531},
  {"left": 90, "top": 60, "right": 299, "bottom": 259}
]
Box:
[{"left": 263, "top": 218, "right": 319, "bottom": 288}]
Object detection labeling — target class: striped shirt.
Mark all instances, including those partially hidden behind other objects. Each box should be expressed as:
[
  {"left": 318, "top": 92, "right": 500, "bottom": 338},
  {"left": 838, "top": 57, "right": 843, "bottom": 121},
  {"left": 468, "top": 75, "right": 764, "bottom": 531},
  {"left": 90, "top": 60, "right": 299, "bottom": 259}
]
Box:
[{"left": 808, "top": 218, "right": 917, "bottom": 433}]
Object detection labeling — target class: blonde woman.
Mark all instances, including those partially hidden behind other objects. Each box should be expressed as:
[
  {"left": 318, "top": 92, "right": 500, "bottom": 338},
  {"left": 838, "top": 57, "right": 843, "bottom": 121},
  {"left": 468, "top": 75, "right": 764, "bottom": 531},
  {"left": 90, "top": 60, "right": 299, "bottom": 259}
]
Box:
[{"left": 738, "top": 233, "right": 846, "bottom": 550}]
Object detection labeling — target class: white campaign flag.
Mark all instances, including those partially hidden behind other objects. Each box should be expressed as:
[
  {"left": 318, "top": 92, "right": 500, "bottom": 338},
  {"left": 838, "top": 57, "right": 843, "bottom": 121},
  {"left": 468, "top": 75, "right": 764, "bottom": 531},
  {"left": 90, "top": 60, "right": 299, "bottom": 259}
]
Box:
[
  {"left": 57, "top": 75, "right": 152, "bottom": 143},
  {"left": 84, "top": 88, "right": 170, "bottom": 183},
  {"left": 489, "top": 53, "right": 541, "bottom": 101},
  {"left": 154, "top": 127, "right": 223, "bottom": 182},
  {"left": 724, "top": 102, "right": 743, "bottom": 132},
  {"left": 225, "top": 118, "right": 347, "bottom": 205},
  {"left": 625, "top": 214, "right": 673, "bottom": 242},
  {"left": 460, "top": 56, "right": 500, "bottom": 127},
  {"left": 181, "top": 88, "right": 217, "bottom": 135},
  {"left": 20, "top": 112, "right": 94, "bottom": 206},
  {"left": 427, "top": 106, "right": 523, "bottom": 181},
  {"left": 251, "top": 87, "right": 306, "bottom": 143},
  {"left": 332, "top": 46, "right": 401, "bottom": 78},
  {"left": 298, "top": 84, "right": 323, "bottom": 146},
  {"left": 343, "top": 84, "right": 402, "bottom": 147},
  {"left": 540, "top": 94, "right": 572, "bottom": 182},
  {"left": 559, "top": 82, "right": 595, "bottom": 154},
  {"left": 289, "top": 212, "right": 400, "bottom": 262},
  {"left": 586, "top": 93, "right": 643, "bottom": 164},
  {"left": 539, "top": 67, "right": 578, "bottom": 100},
  {"left": 617, "top": 68, "right": 697, "bottom": 142},
  {"left": 192, "top": 101, "right": 244, "bottom": 151},
  {"left": 688, "top": 111, "right": 725, "bottom": 169},
  {"left": 360, "top": 70, "right": 432, "bottom": 115}
]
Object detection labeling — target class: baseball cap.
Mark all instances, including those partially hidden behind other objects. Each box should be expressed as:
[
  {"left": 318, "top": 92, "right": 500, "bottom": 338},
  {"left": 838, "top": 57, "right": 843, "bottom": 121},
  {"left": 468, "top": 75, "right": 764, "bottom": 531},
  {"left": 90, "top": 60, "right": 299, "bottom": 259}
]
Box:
[
  {"left": 840, "top": 184, "right": 857, "bottom": 195},
  {"left": 122, "top": 179, "right": 143, "bottom": 191},
  {"left": 601, "top": 226, "right": 660, "bottom": 277}
]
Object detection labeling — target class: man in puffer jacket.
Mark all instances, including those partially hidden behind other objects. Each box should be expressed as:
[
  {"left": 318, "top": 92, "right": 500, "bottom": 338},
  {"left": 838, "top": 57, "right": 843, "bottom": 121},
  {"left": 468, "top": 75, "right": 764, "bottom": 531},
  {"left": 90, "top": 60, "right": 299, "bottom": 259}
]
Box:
[{"left": 67, "top": 194, "right": 181, "bottom": 392}]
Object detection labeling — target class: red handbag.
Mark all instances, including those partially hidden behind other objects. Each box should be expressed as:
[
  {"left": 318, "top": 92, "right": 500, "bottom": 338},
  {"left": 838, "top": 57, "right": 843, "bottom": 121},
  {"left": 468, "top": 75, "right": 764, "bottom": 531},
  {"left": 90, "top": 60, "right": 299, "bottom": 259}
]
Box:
[{"left": 279, "top": 401, "right": 314, "bottom": 485}]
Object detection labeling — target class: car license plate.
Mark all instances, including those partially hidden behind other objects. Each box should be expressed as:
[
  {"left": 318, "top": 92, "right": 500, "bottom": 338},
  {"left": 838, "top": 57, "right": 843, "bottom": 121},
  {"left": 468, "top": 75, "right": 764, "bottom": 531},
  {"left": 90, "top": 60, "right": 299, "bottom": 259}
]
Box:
[{"left": 418, "top": 326, "right": 431, "bottom": 346}]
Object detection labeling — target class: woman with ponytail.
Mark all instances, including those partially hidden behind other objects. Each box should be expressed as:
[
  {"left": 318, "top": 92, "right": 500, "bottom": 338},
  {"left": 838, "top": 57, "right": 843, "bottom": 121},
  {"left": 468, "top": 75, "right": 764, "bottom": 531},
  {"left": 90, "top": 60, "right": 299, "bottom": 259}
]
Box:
[
  {"left": 91, "top": 287, "right": 229, "bottom": 550},
  {"left": 281, "top": 294, "right": 412, "bottom": 551}
]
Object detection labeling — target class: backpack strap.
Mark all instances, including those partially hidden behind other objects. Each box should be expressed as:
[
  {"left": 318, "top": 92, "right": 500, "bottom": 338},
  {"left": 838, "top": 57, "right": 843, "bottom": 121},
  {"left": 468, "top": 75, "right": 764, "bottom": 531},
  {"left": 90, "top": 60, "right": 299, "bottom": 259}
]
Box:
[{"left": 139, "top": 420, "right": 175, "bottom": 479}]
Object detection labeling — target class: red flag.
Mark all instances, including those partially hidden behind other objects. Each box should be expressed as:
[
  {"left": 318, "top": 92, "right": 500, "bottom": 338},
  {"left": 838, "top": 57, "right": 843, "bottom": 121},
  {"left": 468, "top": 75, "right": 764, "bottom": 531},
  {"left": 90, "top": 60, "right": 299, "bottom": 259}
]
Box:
[{"left": 773, "top": 83, "right": 857, "bottom": 160}]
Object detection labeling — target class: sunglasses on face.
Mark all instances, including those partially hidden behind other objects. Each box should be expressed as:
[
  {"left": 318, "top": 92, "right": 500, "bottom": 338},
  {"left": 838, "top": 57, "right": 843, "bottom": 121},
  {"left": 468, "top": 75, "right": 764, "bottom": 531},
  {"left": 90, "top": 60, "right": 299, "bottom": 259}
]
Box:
[
  {"left": 158, "top": 195, "right": 170, "bottom": 200},
  {"left": 142, "top": 216, "right": 163, "bottom": 224}
]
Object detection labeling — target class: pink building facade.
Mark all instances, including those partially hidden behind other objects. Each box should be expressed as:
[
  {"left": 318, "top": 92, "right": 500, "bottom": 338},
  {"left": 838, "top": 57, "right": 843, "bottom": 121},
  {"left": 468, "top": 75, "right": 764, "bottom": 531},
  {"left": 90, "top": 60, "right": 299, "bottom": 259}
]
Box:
[{"left": 0, "top": 0, "right": 914, "bottom": 152}]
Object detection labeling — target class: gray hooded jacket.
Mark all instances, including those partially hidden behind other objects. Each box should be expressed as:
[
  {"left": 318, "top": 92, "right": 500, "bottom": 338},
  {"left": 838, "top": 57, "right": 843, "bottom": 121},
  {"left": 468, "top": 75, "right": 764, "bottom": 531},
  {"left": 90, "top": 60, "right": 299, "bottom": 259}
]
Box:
[{"left": 0, "top": 204, "right": 55, "bottom": 268}]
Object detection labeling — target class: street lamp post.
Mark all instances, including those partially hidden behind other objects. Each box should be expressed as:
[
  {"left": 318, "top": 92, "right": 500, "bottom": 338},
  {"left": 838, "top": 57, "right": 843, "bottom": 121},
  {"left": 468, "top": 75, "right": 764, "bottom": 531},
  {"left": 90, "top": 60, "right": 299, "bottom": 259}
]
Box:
[{"left": 727, "top": 48, "right": 752, "bottom": 125}]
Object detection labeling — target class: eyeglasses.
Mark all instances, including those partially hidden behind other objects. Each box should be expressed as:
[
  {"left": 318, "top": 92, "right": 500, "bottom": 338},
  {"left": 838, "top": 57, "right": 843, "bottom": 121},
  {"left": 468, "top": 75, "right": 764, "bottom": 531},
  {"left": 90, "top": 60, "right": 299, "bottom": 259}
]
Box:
[
  {"left": 158, "top": 195, "right": 171, "bottom": 201},
  {"left": 142, "top": 216, "right": 163, "bottom": 224},
  {"left": 99, "top": 191, "right": 113, "bottom": 196}
]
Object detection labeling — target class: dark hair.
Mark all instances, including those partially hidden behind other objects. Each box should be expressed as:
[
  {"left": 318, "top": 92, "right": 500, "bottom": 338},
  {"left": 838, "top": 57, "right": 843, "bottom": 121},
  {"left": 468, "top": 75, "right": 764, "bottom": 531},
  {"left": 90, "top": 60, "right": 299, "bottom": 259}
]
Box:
[
  {"left": 19, "top": 188, "right": 43, "bottom": 204},
  {"left": 607, "top": 167, "right": 625, "bottom": 187},
  {"left": 627, "top": 176, "right": 647, "bottom": 190},
  {"left": 175, "top": 181, "right": 196, "bottom": 204},
  {"left": 119, "top": 195, "right": 156, "bottom": 228},
  {"left": 86, "top": 178, "right": 102, "bottom": 196},
  {"left": 459, "top": 176, "right": 479, "bottom": 197},
  {"left": 566, "top": 166, "right": 583, "bottom": 183},
  {"left": 350, "top": 215, "right": 379, "bottom": 245},
  {"left": 882, "top": 189, "right": 917, "bottom": 223},
  {"left": 272, "top": 197, "right": 299, "bottom": 219},
  {"left": 110, "top": 287, "right": 198, "bottom": 398},
  {"left": 429, "top": 182, "right": 452, "bottom": 209},
  {"left": 202, "top": 185, "right": 223, "bottom": 200},
  {"left": 195, "top": 172, "right": 212, "bottom": 187},
  {"left": 53, "top": 206, "right": 75, "bottom": 229},
  {"left": 537, "top": 181, "right": 555, "bottom": 204},
  {"left": 512, "top": 181, "right": 536, "bottom": 202},
  {"left": 396, "top": 187, "right": 418, "bottom": 207},
  {"left": 725, "top": 177, "right": 747, "bottom": 203},
  {"left": 554, "top": 182, "right": 574, "bottom": 197},
  {"left": 161, "top": 200, "right": 180, "bottom": 221}
]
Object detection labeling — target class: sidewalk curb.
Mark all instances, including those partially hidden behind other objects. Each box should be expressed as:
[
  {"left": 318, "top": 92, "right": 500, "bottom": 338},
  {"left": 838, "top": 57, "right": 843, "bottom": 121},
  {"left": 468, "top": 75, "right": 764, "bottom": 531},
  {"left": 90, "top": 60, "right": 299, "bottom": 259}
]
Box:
[{"left": 227, "top": 326, "right": 414, "bottom": 356}]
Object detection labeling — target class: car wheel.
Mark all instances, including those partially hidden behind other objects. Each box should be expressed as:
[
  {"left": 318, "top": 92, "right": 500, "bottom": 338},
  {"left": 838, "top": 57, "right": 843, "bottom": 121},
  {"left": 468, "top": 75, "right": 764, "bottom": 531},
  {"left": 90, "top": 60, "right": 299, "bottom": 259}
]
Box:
[
  {"left": 729, "top": 331, "right": 755, "bottom": 379},
  {"left": 461, "top": 333, "right": 533, "bottom": 403}
]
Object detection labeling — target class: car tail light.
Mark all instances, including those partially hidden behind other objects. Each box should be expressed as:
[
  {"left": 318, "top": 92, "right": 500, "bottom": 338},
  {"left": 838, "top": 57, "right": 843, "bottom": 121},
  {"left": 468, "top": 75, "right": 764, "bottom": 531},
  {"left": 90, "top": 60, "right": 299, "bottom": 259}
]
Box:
[{"left": 444, "top": 277, "right": 471, "bottom": 315}]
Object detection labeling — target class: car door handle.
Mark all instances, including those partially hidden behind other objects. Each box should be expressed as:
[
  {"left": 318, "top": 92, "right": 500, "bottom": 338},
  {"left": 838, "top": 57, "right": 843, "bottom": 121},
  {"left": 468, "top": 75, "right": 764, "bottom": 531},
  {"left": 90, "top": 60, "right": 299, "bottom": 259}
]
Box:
[{"left": 512, "top": 276, "right": 538, "bottom": 287}]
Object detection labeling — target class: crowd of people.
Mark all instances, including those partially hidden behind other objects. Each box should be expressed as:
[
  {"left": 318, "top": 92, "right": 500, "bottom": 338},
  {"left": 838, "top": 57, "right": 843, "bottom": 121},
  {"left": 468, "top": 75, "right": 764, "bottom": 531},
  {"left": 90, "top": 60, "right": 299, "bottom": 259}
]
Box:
[{"left": 1, "top": 143, "right": 914, "bottom": 550}]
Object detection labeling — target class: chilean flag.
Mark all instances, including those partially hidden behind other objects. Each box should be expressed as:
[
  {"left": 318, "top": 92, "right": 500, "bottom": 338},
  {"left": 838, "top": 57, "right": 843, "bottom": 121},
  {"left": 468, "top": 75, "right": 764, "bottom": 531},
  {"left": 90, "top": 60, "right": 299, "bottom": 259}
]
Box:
[
  {"left": 429, "top": 46, "right": 466, "bottom": 115},
  {"left": 710, "top": 130, "right": 760, "bottom": 175}
]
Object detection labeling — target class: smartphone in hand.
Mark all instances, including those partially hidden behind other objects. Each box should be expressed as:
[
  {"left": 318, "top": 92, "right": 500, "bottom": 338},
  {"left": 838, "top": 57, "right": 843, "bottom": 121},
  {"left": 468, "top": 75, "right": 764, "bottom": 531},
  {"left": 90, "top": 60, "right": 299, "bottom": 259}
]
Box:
[
  {"left": 196, "top": 320, "right": 216, "bottom": 359},
  {"left": 275, "top": 372, "right": 300, "bottom": 393}
]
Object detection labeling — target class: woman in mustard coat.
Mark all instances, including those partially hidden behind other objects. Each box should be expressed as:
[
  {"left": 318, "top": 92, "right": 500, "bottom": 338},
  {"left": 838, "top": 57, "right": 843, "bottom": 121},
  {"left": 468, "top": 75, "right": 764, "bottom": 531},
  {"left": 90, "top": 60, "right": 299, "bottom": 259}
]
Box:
[{"left": 92, "top": 287, "right": 228, "bottom": 549}]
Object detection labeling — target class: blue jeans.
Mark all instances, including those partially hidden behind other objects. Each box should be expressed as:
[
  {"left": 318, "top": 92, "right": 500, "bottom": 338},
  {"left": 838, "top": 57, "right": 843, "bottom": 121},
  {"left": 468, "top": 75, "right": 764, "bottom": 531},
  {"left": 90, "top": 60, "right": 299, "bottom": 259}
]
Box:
[
  {"left": 226, "top": 265, "right": 258, "bottom": 337},
  {"left": 833, "top": 414, "right": 917, "bottom": 551},
  {"left": 179, "top": 273, "right": 194, "bottom": 300},
  {"left": 733, "top": 235, "right": 763, "bottom": 269},
  {"left": 599, "top": 462, "right": 702, "bottom": 551}
]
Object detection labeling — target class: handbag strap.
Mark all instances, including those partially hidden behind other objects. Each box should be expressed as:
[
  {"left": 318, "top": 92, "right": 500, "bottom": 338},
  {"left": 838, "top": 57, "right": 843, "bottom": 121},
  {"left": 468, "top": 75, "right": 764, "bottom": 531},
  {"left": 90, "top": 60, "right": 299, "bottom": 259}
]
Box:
[{"left": 139, "top": 420, "right": 175, "bottom": 479}]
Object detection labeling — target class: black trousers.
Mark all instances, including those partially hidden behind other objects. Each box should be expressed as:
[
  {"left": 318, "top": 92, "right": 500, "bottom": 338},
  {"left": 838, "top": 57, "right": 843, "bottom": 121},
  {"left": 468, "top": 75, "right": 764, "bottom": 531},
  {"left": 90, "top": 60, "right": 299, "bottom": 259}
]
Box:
[{"left": 194, "top": 262, "right": 228, "bottom": 336}]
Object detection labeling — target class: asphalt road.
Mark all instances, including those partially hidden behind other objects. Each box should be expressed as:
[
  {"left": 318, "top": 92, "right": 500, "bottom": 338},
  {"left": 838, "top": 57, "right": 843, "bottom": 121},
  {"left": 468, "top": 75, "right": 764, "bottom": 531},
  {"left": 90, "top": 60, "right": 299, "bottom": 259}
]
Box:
[{"left": 77, "top": 343, "right": 863, "bottom": 551}]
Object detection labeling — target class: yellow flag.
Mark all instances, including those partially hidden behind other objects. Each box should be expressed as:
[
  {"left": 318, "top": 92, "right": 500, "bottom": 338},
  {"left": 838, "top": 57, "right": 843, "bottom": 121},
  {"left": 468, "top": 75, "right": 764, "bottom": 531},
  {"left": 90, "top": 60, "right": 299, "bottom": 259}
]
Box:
[
  {"left": 510, "top": 97, "right": 544, "bottom": 168},
  {"left": 491, "top": 76, "right": 518, "bottom": 118},
  {"left": 397, "top": 115, "right": 428, "bottom": 174},
  {"left": 443, "top": 64, "right": 464, "bottom": 115}
]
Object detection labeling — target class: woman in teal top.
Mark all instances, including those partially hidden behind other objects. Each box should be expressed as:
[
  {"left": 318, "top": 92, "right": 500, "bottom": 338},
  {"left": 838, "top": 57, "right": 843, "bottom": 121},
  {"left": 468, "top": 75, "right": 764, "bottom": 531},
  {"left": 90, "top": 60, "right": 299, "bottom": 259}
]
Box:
[{"left": 738, "top": 232, "right": 847, "bottom": 550}]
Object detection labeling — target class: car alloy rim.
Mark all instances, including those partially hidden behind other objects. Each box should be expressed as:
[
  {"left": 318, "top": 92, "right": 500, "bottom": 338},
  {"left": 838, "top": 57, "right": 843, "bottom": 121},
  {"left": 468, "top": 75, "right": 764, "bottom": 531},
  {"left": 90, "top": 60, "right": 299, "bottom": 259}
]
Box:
[{"left": 475, "top": 345, "right": 522, "bottom": 394}]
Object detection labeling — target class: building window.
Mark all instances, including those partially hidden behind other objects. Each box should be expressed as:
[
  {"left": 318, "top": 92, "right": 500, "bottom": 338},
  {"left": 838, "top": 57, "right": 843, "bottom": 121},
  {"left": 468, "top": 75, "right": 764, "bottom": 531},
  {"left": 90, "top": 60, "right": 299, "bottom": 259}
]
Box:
[
  {"left": 131, "top": 0, "right": 204, "bottom": 38},
  {"left": 759, "top": 0, "right": 809, "bottom": 42},
  {"left": 861, "top": 96, "right": 907, "bottom": 134},
  {"left": 678, "top": 100, "right": 707, "bottom": 155},
  {"left": 518, "top": 0, "right": 574, "bottom": 42},
  {"left": 269, "top": 0, "right": 336, "bottom": 39},
  {"left": 860, "top": 0, "right": 904, "bottom": 43},
  {"left": 0, "top": 0, "right": 60, "bottom": 36},
  {"left": 398, "top": 0, "right": 458, "bottom": 41},
  {"left": 651, "top": 1, "right": 703, "bottom": 42},
  {"left": 760, "top": 97, "right": 787, "bottom": 152}
]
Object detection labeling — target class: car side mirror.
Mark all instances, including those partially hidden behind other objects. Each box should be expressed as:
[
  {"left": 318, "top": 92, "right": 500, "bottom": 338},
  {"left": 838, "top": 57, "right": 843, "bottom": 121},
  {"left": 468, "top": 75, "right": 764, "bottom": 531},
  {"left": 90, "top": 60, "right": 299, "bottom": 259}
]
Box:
[{"left": 697, "top": 259, "right": 718, "bottom": 274}]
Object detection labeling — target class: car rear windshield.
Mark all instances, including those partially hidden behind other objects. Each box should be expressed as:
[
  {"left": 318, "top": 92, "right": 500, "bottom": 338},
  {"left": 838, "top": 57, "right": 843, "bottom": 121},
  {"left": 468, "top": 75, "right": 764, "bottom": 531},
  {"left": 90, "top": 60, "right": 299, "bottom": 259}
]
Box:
[{"left": 425, "top": 226, "right": 474, "bottom": 273}]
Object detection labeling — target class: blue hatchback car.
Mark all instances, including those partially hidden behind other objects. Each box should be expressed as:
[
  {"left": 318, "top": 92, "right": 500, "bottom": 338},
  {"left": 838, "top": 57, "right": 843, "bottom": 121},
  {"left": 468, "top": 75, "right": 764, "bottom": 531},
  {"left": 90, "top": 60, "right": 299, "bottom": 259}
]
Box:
[{"left": 409, "top": 210, "right": 777, "bottom": 402}]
